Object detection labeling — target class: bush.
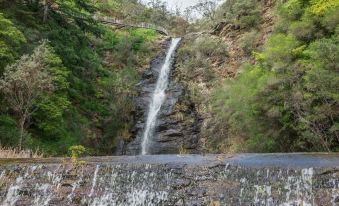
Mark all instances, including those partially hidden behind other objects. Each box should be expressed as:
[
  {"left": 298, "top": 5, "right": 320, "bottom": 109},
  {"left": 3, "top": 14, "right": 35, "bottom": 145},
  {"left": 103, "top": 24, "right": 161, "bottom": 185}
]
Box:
[
  {"left": 177, "top": 36, "right": 227, "bottom": 85},
  {"left": 0, "top": 115, "right": 20, "bottom": 146},
  {"left": 212, "top": 64, "right": 277, "bottom": 152},
  {"left": 0, "top": 13, "right": 26, "bottom": 72},
  {"left": 238, "top": 30, "right": 260, "bottom": 55},
  {"left": 237, "top": 15, "right": 261, "bottom": 30},
  {"left": 211, "top": 0, "right": 261, "bottom": 30},
  {"left": 262, "top": 34, "right": 301, "bottom": 70},
  {"left": 277, "top": 0, "right": 306, "bottom": 20},
  {"left": 0, "top": 146, "right": 43, "bottom": 158},
  {"left": 193, "top": 36, "right": 228, "bottom": 58},
  {"left": 230, "top": 0, "right": 261, "bottom": 30},
  {"left": 308, "top": 0, "right": 339, "bottom": 16},
  {"left": 300, "top": 37, "right": 339, "bottom": 151},
  {"left": 69, "top": 145, "right": 87, "bottom": 162},
  {"left": 289, "top": 20, "right": 316, "bottom": 42},
  {"left": 321, "top": 8, "right": 339, "bottom": 33}
]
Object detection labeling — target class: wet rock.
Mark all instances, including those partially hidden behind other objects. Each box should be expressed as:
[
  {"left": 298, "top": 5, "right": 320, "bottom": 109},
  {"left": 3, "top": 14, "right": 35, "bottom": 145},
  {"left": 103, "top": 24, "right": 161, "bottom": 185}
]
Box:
[
  {"left": 184, "top": 199, "right": 206, "bottom": 206},
  {"left": 171, "top": 179, "right": 191, "bottom": 189},
  {"left": 188, "top": 188, "right": 207, "bottom": 197},
  {"left": 0, "top": 154, "right": 338, "bottom": 205},
  {"left": 159, "top": 129, "right": 183, "bottom": 137},
  {"left": 125, "top": 38, "right": 201, "bottom": 155}
]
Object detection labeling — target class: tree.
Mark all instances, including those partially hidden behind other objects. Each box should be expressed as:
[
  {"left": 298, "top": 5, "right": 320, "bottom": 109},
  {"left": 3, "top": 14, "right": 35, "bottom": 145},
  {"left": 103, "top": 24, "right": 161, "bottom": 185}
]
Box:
[
  {"left": 187, "top": 0, "right": 221, "bottom": 21},
  {"left": 36, "top": 0, "right": 100, "bottom": 36},
  {"left": 145, "top": 0, "right": 169, "bottom": 25},
  {"left": 0, "top": 13, "right": 26, "bottom": 73},
  {"left": 0, "top": 41, "right": 55, "bottom": 149}
]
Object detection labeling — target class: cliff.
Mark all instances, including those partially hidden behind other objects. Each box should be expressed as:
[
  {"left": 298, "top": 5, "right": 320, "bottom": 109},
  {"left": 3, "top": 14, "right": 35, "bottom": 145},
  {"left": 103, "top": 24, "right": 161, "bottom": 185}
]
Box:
[
  {"left": 212, "top": 0, "right": 277, "bottom": 76},
  {"left": 173, "top": 0, "right": 281, "bottom": 153}
]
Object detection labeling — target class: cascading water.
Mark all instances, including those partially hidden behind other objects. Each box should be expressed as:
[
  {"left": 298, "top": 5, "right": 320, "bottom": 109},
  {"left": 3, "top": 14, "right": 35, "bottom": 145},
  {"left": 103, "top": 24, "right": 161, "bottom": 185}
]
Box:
[
  {"left": 1, "top": 155, "right": 338, "bottom": 206},
  {"left": 141, "top": 38, "right": 181, "bottom": 155}
]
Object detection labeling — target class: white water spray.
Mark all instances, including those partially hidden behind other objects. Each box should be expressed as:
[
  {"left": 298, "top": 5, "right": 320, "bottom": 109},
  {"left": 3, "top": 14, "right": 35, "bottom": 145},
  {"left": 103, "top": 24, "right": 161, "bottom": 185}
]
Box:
[
  {"left": 89, "top": 165, "right": 100, "bottom": 197},
  {"left": 141, "top": 38, "right": 181, "bottom": 155}
]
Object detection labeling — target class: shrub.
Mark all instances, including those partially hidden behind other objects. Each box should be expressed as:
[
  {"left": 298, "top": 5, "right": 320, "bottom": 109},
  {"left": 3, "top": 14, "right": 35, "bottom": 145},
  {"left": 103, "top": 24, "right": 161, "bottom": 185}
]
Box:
[
  {"left": 212, "top": 0, "right": 261, "bottom": 30},
  {"left": 237, "top": 15, "right": 261, "bottom": 30},
  {"left": 238, "top": 30, "right": 260, "bottom": 55},
  {"left": 69, "top": 145, "right": 87, "bottom": 161},
  {"left": 308, "top": 0, "right": 339, "bottom": 16},
  {"left": 321, "top": 8, "right": 339, "bottom": 33},
  {"left": 262, "top": 34, "right": 301, "bottom": 70},
  {"left": 194, "top": 36, "right": 228, "bottom": 58},
  {"left": 232, "top": 0, "right": 261, "bottom": 30},
  {"left": 300, "top": 38, "right": 339, "bottom": 151},
  {"left": 0, "top": 13, "right": 26, "bottom": 72},
  {"left": 212, "top": 64, "right": 276, "bottom": 152},
  {"left": 0, "top": 115, "right": 20, "bottom": 146},
  {"left": 289, "top": 20, "right": 316, "bottom": 42},
  {"left": 0, "top": 145, "right": 43, "bottom": 158},
  {"left": 177, "top": 36, "right": 227, "bottom": 85},
  {"left": 277, "top": 0, "right": 306, "bottom": 20}
]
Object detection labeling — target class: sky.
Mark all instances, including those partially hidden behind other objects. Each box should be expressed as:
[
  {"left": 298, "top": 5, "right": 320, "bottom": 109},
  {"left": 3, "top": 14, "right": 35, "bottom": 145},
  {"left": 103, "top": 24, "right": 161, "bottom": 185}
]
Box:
[{"left": 141, "top": 0, "right": 203, "bottom": 12}]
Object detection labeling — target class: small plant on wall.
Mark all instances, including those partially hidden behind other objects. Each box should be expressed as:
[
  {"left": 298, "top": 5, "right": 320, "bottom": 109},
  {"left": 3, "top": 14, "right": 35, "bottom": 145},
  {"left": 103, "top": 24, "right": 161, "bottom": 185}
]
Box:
[{"left": 69, "top": 145, "right": 87, "bottom": 165}]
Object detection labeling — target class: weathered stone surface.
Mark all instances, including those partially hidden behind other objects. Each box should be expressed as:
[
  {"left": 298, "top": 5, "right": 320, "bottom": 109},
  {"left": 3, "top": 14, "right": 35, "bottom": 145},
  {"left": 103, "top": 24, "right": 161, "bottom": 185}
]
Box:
[
  {"left": 125, "top": 38, "right": 201, "bottom": 155},
  {"left": 122, "top": 39, "right": 171, "bottom": 155},
  {"left": 0, "top": 154, "right": 338, "bottom": 206}
]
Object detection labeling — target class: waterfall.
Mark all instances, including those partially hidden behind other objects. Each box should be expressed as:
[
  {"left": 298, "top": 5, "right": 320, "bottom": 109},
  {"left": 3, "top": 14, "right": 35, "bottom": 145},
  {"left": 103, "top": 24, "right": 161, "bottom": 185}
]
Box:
[
  {"left": 141, "top": 38, "right": 181, "bottom": 155},
  {"left": 1, "top": 155, "right": 338, "bottom": 205}
]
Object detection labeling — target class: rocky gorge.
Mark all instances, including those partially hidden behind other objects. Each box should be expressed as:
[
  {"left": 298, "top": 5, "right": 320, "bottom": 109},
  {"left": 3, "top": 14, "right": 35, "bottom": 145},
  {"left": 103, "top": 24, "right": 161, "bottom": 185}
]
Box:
[
  {"left": 123, "top": 38, "right": 201, "bottom": 155},
  {"left": 107, "top": 0, "right": 337, "bottom": 155},
  {"left": 0, "top": 0, "right": 338, "bottom": 205}
]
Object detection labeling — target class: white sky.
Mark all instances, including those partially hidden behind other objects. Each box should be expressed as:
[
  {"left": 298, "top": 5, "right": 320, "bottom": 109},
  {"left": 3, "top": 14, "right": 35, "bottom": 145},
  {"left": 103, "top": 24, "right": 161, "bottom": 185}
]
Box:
[{"left": 141, "top": 0, "right": 204, "bottom": 12}]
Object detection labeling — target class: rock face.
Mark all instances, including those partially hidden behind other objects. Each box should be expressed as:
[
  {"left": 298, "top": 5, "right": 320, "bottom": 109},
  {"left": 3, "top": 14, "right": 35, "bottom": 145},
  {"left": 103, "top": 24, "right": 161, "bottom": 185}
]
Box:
[
  {"left": 172, "top": 0, "right": 281, "bottom": 153},
  {"left": 0, "top": 154, "right": 338, "bottom": 206},
  {"left": 125, "top": 39, "right": 200, "bottom": 155},
  {"left": 211, "top": 0, "right": 277, "bottom": 77}
]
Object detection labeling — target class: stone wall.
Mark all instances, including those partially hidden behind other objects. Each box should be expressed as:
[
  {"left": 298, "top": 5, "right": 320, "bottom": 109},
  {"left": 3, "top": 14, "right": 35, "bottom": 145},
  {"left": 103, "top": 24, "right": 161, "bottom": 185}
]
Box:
[{"left": 0, "top": 154, "right": 338, "bottom": 205}]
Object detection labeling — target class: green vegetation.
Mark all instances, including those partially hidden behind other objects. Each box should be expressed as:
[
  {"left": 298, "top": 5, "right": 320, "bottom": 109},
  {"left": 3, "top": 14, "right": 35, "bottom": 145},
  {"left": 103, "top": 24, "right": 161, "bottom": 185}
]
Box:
[
  {"left": 0, "top": 0, "right": 337, "bottom": 155},
  {"left": 0, "top": 13, "right": 26, "bottom": 72},
  {"left": 176, "top": 35, "right": 227, "bottom": 103},
  {"left": 175, "top": 34, "right": 230, "bottom": 153},
  {"left": 187, "top": 0, "right": 262, "bottom": 32},
  {"left": 177, "top": 36, "right": 227, "bottom": 81},
  {"left": 0, "top": 0, "right": 177, "bottom": 156},
  {"left": 95, "top": 0, "right": 189, "bottom": 36},
  {"left": 220, "top": 0, "right": 262, "bottom": 30},
  {"left": 238, "top": 30, "right": 260, "bottom": 55},
  {"left": 0, "top": 41, "right": 64, "bottom": 149},
  {"left": 69, "top": 145, "right": 87, "bottom": 161},
  {"left": 213, "top": 0, "right": 339, "bottom": 152}
]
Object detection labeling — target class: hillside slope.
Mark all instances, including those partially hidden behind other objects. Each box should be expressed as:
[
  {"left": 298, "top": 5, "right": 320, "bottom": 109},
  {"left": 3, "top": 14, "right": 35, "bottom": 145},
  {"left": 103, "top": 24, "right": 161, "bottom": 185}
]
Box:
[
  {"left": 0, "top": 0, "right": 179, "bottom": 155},
  {"left": 175, "top": 0, "right": 339, "bottom": 153}
]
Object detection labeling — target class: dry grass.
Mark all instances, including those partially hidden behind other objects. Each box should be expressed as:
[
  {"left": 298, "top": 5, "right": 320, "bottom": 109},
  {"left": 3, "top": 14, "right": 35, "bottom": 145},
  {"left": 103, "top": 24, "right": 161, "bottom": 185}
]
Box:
[{"left": 0, "top": 146, "right": 43, "bottom": 158}]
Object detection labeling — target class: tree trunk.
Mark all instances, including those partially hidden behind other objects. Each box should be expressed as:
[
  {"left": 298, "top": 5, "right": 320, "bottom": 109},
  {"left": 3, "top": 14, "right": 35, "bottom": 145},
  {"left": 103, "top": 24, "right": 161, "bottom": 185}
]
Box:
[
  {"left": 43, "top": 0, "right": 49, "bottom": 23},
  {"left": 18, "top": 118, "right": 25, "bottom": 150}
]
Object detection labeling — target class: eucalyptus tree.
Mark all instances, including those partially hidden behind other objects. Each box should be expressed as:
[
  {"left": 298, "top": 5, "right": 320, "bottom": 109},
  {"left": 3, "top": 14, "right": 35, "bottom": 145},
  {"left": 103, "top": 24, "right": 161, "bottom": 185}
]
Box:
[{"left": 0, "top": 42, "right": 59, "bottom": 149}]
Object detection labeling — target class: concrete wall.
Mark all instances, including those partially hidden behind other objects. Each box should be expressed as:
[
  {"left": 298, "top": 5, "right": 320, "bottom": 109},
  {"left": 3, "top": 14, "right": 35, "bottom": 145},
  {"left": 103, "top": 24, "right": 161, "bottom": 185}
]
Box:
[{"left": 0, "top": 154, "right": 338, "bottom": 205}]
